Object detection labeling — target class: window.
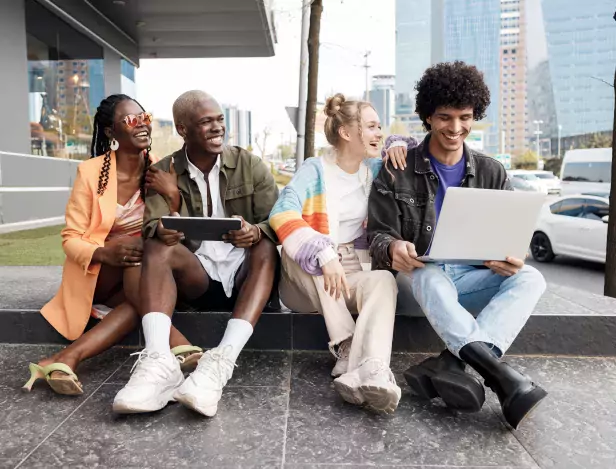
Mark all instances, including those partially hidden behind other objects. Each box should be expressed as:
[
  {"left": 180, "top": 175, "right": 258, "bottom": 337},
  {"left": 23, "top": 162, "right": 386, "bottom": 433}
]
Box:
[
  {"left": 583, "top": 199, "right": 609, "bottom": 221},
  {"left": 552, "top": 198, "right": 585, "bottom": 217},
  {"left": 562, "top": 162, "right": 611, "bottom": 183},
  {"left": 25, "top": 0, "right": 103, "bottom": 159}
]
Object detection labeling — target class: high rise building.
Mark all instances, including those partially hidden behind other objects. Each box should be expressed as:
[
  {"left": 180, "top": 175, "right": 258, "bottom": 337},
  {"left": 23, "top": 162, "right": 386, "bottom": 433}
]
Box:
[
  {"left": 369, "top": 75, "right": 396, "bottom": 130},
  {"left": 542, "top": 0, "right": 616, "bottom": 139},
  {"left": 442, "top": 0, "right": 501, "bottom": 155},
  {"left": 499, "top": 0, "right": 527, "bottom": 155},
  {"left": 395, "top": 0, "right": 432, "bottom": 115},
  {"left": 223, "top": 105, "right": 252, "bottom": 149}
]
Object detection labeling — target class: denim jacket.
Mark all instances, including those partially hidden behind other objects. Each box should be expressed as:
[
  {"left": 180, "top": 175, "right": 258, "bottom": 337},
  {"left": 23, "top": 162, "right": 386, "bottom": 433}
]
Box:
[{"left": 367, "top": 134, "right": 512, "bottom": 270}]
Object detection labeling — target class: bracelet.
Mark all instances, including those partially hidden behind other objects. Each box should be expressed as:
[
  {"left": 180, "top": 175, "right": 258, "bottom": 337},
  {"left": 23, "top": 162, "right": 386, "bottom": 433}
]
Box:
[{"left": 253, "top": 225, "right": 262, "bottom": 245}]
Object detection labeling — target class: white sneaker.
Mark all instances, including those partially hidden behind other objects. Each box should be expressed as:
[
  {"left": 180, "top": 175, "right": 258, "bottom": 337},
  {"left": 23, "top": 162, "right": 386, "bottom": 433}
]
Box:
[
  {"left": 358, "top": 358, "right": 401, "bottom": 414},
  {"left": 173, "top": 346, "right": 236, "bottom": 417},
  {"left": 330, "top": 337, "right": 352, "bottom": 378},
  {"left": 333, "top": 369, "right": 365, "bottom": 405},
  {"left": 113, "top": 349, "right": 184, "bottom": 414}
]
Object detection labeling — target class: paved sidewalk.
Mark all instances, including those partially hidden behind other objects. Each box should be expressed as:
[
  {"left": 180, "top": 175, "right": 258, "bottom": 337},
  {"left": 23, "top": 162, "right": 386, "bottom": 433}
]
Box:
[{"left": 2, "top": 345, "right": 615, "bottom": 469}]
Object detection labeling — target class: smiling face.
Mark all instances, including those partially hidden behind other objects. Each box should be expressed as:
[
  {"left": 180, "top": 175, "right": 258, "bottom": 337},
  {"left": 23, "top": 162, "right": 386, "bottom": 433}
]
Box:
[
  {"left": 177, "top": 98, "right": 226, "bottom": 156},
  {"left": 106, "top": 99, "right": 152, "bottom": 152},
  {"left": 340, "top": 105, "right": 383, "bottom": 158},
  {"left": 426, "top": 106, "right": 473, "bottom": 154}
]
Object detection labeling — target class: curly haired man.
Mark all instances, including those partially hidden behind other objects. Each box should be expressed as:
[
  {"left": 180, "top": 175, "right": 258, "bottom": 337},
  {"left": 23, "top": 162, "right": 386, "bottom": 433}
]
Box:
[{"left": 367, "top": 61, "right": 548, "bottom": 429}]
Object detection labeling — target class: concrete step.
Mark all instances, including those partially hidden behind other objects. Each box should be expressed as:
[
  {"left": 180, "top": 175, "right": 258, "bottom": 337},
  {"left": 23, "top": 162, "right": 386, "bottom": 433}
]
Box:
[{"left": 1, "top": 266, "right": 615, "bottom": 355}]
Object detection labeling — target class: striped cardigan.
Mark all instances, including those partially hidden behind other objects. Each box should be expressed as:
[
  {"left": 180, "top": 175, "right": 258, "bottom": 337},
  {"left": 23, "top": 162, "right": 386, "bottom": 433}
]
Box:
[{"left": 269, "top": 156, "right": 383, "bottom": 275}]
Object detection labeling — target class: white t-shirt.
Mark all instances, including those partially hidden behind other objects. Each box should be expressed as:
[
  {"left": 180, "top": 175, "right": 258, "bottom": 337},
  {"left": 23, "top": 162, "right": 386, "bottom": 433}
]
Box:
[
  {"left": 334, "top": 165, "right": 368, "bottom": 244},
  {"left": 186, "top": 155, "right": 246, "bottom": 297}
]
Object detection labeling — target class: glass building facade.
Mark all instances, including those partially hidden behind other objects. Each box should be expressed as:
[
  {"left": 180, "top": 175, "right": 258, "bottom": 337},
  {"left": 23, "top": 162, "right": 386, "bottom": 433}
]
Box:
[
  {"left": 24, "top": 0, "right": 135, "bottom": 160},
  {"left": 542, "top": 0, "right": 616, "bottom": 139},
  {"left": 442, "top": 0, "right": 501, "bottom": 155},
  {"left": 395, "top": 0, "right": 432, "bottom": 115}
]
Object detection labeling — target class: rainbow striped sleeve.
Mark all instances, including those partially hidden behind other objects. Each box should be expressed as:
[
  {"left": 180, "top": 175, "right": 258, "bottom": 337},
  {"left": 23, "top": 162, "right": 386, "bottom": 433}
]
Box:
[{"left": 269, "top": 158, "right": 334, "bottom": 275}]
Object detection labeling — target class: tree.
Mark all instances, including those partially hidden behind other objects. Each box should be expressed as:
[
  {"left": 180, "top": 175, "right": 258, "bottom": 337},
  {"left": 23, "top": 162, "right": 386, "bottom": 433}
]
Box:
[
  {"left": 304, "top": 0, "right": 323, "bottom": 160},
  {"left": 255, "top": 127, "right": 271, "bottom": 158},
  {"left": 388, "top": 119, "right": 407, "bottom": 136},
  {"left": 277, "top": 144, "right": 294, "bottom": 160},
  {"left": 579, "top": 132, "right": 613, "bottom": 150},
  {"left": 512, "top": 150, "right": 539, "bottom": 170},
  {"left": 605, "top": 67, "right": 616, "bottom": 298}
]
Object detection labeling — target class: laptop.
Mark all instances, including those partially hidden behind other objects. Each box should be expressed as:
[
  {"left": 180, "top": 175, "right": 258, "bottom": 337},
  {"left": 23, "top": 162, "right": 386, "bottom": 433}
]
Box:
[{"left": 417, "top": 187, "right": 547, "bottom": 264}]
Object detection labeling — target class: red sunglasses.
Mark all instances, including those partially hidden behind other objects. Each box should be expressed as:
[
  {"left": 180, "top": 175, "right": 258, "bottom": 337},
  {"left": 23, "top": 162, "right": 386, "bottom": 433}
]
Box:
[{"left": 119, "top": 111, "right": 153, "bottom": 128}]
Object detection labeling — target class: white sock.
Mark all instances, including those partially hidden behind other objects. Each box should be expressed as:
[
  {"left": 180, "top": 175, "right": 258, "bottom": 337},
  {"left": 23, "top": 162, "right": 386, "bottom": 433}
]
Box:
[
  {"left": 217, "top": 318, "right": 254, "bottom": 362},
  {"left": 142, "top": 312, "right": 172, "bottom": 355}
]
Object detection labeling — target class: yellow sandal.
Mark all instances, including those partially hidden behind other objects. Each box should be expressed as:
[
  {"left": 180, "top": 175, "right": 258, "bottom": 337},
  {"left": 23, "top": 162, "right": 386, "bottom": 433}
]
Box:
[
  {"left": 22, "top": 363, "right": 83, "bottom": 395},
  {"left": 172, "top": 345, "right": 204, "bottom": 373}
]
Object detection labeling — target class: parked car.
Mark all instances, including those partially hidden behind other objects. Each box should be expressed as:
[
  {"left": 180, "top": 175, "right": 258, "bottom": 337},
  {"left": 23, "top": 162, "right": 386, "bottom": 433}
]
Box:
[
  {"left": 560, "top": 148, "right": 611, "bottom": 196},
  {"left": 509, "top": 176, "right": 536, "bottom": 192},
  {"left": 531, "top": 194, "right": 609, "bottom": 264},
  {"left": 507, "top": 170, "right": 548, "bottom": 194},
  {"left": 529, "top": 170, "right": 561, "bottom": 195}
]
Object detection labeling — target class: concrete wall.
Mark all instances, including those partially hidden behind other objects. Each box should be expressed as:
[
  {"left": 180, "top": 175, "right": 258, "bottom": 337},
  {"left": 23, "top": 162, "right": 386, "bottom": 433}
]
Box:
[
  {"left": 0, "top": 152, "right": 79, "bottom": 230},
  {"left": 0, "top": 1, "right": 30, "bottom": 155}
]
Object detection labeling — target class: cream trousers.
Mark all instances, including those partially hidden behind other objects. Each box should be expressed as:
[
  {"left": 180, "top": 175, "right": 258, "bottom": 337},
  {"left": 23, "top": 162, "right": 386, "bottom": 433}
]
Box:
[{"left": 280, "top": 243, "right": 398, "bottom": 371}]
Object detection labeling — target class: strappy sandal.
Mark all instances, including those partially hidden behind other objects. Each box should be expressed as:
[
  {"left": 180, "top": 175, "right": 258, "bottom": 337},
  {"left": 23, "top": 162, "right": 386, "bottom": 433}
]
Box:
[
  {"left": 22, "top": 363, "right": 83, "bottom": 395},
  {"left": 171, "top": 345, "right": 204, "bottom": 372}
]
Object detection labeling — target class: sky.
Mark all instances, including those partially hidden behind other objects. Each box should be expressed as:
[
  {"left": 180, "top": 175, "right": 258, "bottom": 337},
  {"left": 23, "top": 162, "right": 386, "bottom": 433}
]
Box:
[
  {"left": 135, "top": 0, "right": 395, "bottom": 153},
  {"left": 135, "top": 0, "right": 547, "bottom": 153}
]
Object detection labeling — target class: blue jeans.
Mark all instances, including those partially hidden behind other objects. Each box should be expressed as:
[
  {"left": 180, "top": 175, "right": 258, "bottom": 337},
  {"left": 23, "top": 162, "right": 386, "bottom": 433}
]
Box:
[{"left": 402, "top": 264, "right": 546, "bottom": 358}]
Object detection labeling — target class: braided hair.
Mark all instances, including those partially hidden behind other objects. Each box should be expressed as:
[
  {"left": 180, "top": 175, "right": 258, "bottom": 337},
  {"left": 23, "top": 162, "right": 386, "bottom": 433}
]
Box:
[{"left": 91, "top": 94, "right": 151, "bottom": 200}]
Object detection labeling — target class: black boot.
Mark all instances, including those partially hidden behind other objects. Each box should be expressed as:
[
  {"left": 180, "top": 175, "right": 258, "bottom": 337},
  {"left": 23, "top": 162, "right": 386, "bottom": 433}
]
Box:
[
  {"left": 459, "top": 342, "right": 548, "bottom": 429},
  {"left": 403, "top": 350, "right": 485, "bottom": 413}
]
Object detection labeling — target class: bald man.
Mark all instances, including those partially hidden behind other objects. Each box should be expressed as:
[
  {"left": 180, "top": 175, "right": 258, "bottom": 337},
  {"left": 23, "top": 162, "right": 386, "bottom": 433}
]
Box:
[{"left": 113, "top": 90, "right": 280, "bottom": 417}]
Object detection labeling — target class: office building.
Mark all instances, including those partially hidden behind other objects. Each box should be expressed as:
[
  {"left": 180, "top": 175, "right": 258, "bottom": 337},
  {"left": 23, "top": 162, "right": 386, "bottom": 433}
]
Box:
[
  {"left": 0, "top": 0, "right": 275, "bottom": 230},
  {"left": 369, "top": 75, "right": 396, "bottom": 130},
  {"left": 395, "top": 0, "right": 432, "bottom": 115},
  {"left": 442, "top": 0, "right": 501, "bottom": 155},
  {"left": 499, "top": 0, "right": 527, "bottom": 155},
  {"left": 542, "top": 0, "right": 616, "bottom": 138}
]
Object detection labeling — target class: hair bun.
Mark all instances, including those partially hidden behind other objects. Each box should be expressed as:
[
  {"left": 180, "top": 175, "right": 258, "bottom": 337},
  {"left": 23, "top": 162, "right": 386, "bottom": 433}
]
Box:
[{"left": 324, "top": 93, "right": 346, "bottom": 117}]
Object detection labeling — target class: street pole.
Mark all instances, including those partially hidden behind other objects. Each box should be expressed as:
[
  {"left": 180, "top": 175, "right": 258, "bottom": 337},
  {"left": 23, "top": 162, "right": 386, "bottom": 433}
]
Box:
[
  {"left": 363, "top": 51, "right": 371, "bottom": 101},
  {"left": 295, "top": 0, "right": 310, "bottom": 169},
  {"left": 304, "top": 0, "right": 323, "bottom": 160},
  {"left": 558, "top": 124, "right": 562, "bottom": 159},
  {"left": 604, "top": 66, "right": 616, "bottom": 298},
  {"left": 533, "top": 120, "right": 543, "bottom": 160}
]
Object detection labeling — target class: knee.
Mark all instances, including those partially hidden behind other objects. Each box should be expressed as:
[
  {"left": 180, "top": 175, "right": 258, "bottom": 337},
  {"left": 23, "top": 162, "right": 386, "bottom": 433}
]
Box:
[
  {"left": 143, "top": 237, "right": 175, "bottom": 264},
  {"left": 370, "top": 270, "right": 398, "bottom": 292},
  {"left": 250, "top": 238, "right": 279, "bottom": 268},
  {"left": 518, "top": 265, "right": 547, "bottom": 294}
]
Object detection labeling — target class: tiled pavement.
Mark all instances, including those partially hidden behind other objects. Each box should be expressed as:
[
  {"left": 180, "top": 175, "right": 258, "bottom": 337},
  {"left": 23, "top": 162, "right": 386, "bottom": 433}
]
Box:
[{"left": 2, "top": 345, "right": 615, "bottom": 469}]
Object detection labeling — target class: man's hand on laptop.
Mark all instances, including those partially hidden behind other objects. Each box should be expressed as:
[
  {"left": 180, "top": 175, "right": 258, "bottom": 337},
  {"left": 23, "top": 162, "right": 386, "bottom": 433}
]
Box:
[
  {"left": 484, "top": 256, "right": 524, "bottom": 277},
  {"left": 388, "top": 240, "right": 425, "bottom": 273},
  {"left": 321, "top": 258, "right": 351, "bottom": 301}
]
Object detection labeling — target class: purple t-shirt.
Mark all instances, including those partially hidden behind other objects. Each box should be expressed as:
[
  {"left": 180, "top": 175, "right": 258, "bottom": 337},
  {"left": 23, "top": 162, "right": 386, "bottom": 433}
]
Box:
[{"left": 429, "top": 153, "right": 466, "bottom": 221}]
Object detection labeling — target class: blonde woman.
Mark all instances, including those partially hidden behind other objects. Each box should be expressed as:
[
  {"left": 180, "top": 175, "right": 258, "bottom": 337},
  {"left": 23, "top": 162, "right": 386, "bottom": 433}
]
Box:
[{"left": 269, "top": 93, "right": 415, "bottom": 413}]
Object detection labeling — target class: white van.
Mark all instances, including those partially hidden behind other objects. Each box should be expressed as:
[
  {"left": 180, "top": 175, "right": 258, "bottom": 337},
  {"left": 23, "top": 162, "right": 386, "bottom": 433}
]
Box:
[{"left": 560, "top": 148, "right": 611, "bottom": 196}]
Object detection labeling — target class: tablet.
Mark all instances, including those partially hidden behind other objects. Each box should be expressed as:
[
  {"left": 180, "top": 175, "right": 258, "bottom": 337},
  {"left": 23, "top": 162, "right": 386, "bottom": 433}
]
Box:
[{"left": 161, "top": 216, "right": 242, "bottom": 241}]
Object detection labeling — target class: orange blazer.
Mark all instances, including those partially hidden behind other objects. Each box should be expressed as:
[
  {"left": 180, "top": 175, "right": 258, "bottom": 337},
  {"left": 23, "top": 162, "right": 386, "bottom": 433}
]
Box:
[{"left": 41, "top": 151, "right": 159, "bottom": 340}]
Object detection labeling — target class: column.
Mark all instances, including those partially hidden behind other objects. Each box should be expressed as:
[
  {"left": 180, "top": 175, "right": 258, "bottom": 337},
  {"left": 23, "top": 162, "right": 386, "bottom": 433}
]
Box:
[{"left": 0, "top": 0, "right": 30, "bottom": 154}]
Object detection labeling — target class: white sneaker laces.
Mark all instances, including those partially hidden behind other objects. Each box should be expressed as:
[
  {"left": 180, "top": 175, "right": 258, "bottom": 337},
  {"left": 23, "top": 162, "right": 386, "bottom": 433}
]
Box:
[
  {"left": 361, "top": 358, "right": 395, "bottom": 383},
  {"left": 193, "top": 346, "right": 236, "bottom": 387},
  {"left": 128, "top": 350, "right": 172, "bottom": 384}
]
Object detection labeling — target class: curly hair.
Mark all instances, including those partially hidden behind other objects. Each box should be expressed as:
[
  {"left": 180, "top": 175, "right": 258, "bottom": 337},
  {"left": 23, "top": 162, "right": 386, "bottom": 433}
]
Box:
[
  {"left": 91, "top": 94, "right": 151, "bottom": 200},
  {"left": 414, "top": 61, "right": 491, "bottom": 131}
]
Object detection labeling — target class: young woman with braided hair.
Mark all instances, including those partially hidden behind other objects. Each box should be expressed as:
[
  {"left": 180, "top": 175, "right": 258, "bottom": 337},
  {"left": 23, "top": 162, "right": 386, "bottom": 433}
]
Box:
[{"left": 24, "top": 94, "right": 201, "bottom": 395}]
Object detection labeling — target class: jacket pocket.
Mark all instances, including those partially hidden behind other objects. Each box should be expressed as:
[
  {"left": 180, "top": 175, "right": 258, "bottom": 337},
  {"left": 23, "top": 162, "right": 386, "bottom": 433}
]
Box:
[{"left": 225, "top": 183, "right": 254, "bottom": 201}]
